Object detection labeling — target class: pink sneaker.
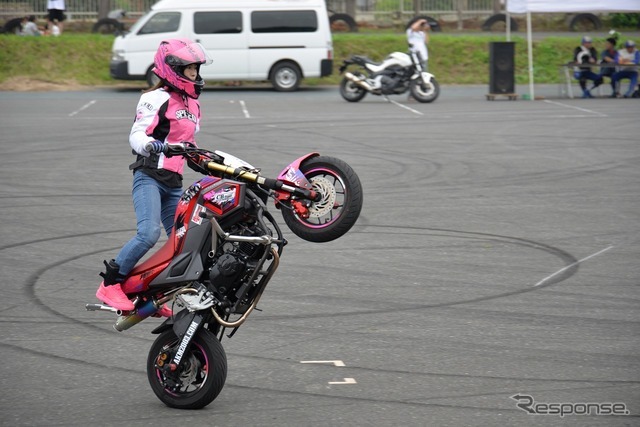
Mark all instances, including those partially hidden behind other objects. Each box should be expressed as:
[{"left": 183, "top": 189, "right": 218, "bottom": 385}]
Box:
[
  {"left": 155, "top": 304, "right": 173, "bottom": 318},
  {"left": 96, "top": 281, "right": 135, "bottom": 311}
]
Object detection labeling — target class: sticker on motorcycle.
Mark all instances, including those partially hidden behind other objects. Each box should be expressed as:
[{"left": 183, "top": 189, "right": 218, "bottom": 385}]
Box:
[
  {"left": 191, "top": 204, "right": 207, "bottom": 225},
  {"left": 285, "top": 167, "right": 311, "bottom": 188},
  {"left": 203, "top": 184, "right": 241, "bottom": 215}
]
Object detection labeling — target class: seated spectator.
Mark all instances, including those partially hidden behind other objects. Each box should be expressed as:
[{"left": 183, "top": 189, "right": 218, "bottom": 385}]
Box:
[
  {"left": 573, "top": 36, "right": 603, "bottom": 98},
  {"left": 50, "top": 19, "right": 61, "bottom": 36},
  {"left": 108, "top": 9, "right": 127, "bottom": 20},
  {"left": 612, "top": 40, "right": 639, "bottom": 98},
  {"left": 20, "top": 15, "right": 41, "bottom": 36},
  {"left": 599, "top": 37, "right": 619, "bottom": 97}
]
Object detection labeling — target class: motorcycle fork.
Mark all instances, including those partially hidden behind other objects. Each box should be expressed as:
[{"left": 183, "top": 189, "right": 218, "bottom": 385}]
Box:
[{"left": 155, "top": 312, "right": 204, "bottom": 386}]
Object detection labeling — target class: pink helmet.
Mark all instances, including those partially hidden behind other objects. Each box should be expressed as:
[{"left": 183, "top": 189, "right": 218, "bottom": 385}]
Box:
[{"left": 152, "top": 39, "right": 212, "bottom": 99}]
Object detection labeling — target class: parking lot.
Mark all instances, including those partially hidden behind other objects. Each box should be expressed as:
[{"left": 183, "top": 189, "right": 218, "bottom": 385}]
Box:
[{"left": 0, "top": 85, "right": 638, "bottom": 426}]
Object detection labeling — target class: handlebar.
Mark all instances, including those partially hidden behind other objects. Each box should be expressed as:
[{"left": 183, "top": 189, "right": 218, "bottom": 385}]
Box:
[
  {"left": 154, "top": 143, "right": 319, "bottom": 202},
  {"left": 202, "top": 161, "right": 319, "bottom": 201}
]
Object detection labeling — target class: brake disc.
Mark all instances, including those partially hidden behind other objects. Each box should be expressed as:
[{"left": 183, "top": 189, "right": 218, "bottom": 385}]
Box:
[{"left": 308, "top": 176, "right": 337, "bottom": 218}]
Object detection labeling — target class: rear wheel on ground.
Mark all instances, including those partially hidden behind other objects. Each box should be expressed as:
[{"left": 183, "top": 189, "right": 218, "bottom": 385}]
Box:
[{"left": 340, "top": 77, "right": 367, "bottom": 102}]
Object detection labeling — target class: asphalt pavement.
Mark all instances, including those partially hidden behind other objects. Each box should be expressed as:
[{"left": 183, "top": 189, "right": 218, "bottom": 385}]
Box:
[{"left": 0, "top": 84, "right": 638, "bottom": 426}]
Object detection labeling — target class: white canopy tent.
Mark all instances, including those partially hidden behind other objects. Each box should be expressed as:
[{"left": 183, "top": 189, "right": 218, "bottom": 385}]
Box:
[{"left": 505, "top": 0, "right": 640, "bottom": 100}]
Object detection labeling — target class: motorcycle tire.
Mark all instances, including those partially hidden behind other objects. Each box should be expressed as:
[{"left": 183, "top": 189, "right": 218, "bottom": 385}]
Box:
[
  {"left": 147, "top": 329, "right": 227, "bottom": 409},
  {"left": 340, "top": 77, "right": 367, "bottom": 102},
  {"left": 329, "top": 13, "right": 358, "bottom": 32},
  {"left": 410, "top": 77, "right": 440, "bottom": 103},
  {"left": 281, "top": 156, "right": 363, "bottom": 243}
]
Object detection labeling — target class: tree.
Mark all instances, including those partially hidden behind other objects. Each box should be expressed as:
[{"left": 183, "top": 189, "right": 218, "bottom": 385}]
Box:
[{"left": 98, "top": 0, "right": 112, "bottom": 20}]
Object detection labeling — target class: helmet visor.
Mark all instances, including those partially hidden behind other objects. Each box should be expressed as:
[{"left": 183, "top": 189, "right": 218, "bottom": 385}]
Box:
[{"left": 165, "top": 43, "right": 212, "bottom": 67}]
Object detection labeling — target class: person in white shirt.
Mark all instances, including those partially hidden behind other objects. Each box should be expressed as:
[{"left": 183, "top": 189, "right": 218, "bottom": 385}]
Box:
[
  {"left": 47, "top": 0, "right": 65, "bottom": 34},
  {"left": 407, "top": 18, "right": 430, "bottom": 71},
  {"left": 612, "top": 40, "right": 639, "bottom": 98},
  {"left": 20, "top": 15, "right": 41, "bottom": 36}
]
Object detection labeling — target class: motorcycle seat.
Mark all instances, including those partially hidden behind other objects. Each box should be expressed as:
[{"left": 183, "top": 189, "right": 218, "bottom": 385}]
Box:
[
  {"left": 353, "top": 55, "right": 381, "bottom": 66},
  {"left": 366, "top": 63, "right": 388, "bottom": 74}
]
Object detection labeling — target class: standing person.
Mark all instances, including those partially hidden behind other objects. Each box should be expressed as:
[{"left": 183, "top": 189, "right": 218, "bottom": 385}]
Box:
[
  {"left": 612, "top": 40, "right": 639, "bottom": 98},
  {"left": 95, "top": 39, "right": 212, "bottom": 313},
  {"left": 599, "top": 37, "right": 619, "bottom": 97},
  {"left": 47, "top": 0, "right": 65, "bottom": 35},
  {"left": 407, "top": 18, "right": 430, "bottom": 71},
  {"left": 573, "top": 36, "right": 603, "bottom": 98}
]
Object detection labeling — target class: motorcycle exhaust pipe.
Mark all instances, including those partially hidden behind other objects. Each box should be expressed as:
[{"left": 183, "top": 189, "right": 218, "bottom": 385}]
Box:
[
  {"left": 113, "top": 298, "right": 162, "bottom": 332},
  {"left": 85, "top": 303, "right": 122, "bottom": 315},
  {"left": 344, "top": 72, "right": 373, "bottom": 91}
]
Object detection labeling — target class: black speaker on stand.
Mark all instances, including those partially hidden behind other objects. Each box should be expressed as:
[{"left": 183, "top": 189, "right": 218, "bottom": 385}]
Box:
[{"left": 487, "top": 42, "right": 516, "bottom": 100}]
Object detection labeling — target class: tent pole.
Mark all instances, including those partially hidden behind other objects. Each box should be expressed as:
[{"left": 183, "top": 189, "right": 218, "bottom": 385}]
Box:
[
  {"left": 506, "top": 0, "right": 511, "bottom": 41},
  {"left": 527, "top": 11, "right": 534, "bottom": 100}
]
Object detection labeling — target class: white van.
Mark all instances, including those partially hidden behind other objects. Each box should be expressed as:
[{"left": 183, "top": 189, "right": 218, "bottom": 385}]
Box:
[{"left": 110, "top": 0, "right": 333, "bottom": 91}]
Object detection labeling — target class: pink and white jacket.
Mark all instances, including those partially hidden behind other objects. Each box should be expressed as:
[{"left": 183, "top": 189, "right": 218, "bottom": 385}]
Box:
[{"left": 130, "top": 87, "right": 200, "bottom": 179}]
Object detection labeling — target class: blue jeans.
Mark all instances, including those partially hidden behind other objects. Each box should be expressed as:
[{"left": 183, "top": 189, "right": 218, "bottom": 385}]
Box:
[
  {"left": 573, "top": 70, "right": 602, "bottom": 91},
  {"left": 612, "top": 70, "right": 639, "bottom": 97},
  {"left": 115, "top": 170, "right": 183, "bottom": 275}
]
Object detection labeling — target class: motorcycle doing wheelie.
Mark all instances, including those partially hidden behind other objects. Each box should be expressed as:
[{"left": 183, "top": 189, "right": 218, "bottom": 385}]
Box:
[
  {"left": 339, "top": 50, "right": 440, "bottom": 103},
  {"left": 86, "top": 143, "right": 363, "bottom": 409}
]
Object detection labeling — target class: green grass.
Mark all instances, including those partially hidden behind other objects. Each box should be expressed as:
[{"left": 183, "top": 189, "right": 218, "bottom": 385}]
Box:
[
  {"left": 325, "top": 34, "right": 581, "bottom": 85},
  {"left": 0, "top": 33, "right": 598, "bottom": 87},
  {"left": 0, "top": 34, "right": 113, "bottom": 85}
]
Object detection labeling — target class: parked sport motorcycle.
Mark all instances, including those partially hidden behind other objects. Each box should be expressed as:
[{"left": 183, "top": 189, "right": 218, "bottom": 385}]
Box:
[
  {"left": 339, "top": 50, "right": 440, "bottom": 103},
  {"left": 86, "top": 144, "right": 363, "bottom": 409}
]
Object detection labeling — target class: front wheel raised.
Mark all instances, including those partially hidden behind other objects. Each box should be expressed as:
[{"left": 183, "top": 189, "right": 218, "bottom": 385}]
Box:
[
  {"left": 410, "top": 77, "right": 440, "bottom": 103},
  {"left": 147, "top": 329, "right": 227, "bottom": 409},
  {"left": 281, "top": 156, "right": 363, "bottom": 243}
]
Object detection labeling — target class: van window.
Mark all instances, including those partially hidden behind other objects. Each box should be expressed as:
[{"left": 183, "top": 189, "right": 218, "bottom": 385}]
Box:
[
  {"left": 138, "top": 12, "right": 181, "bottom": 35},
  {"left": 251, "top": 11, "right": 317, "bottom": 33},
  {"left": 194, "top": 12, "right": 242, "bottom": 34}
]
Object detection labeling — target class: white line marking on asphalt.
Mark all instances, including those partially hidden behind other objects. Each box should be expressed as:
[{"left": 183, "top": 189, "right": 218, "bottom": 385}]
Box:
[
  {"left": 543, "top": 100, "right": 608, "bottom": 117},
  {"left": 388, "top": 99, "right": 424, "bottom": 116},
  {"left": 239, "top": 100, "right": 250, "bottom": 118},
  {"left": 329, "top": 378, "right": 357, "bottom": 385},
  {"left": 69, "top": 100, "right": 96, "bottom": 117},
  {"left": 533, "top": 245, "right": 614, "bottom": 287},
  {"left": 300, "top": 360, "right": 346, "bottom": 367}
]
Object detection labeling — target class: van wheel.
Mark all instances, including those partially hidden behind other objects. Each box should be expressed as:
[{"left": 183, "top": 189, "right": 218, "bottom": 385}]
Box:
[
  {"left": 146, "top": 67, "right": 160, "bottom": 88},
  {"left": 271, "top": 62, "right": 301, "bottom": 92}
]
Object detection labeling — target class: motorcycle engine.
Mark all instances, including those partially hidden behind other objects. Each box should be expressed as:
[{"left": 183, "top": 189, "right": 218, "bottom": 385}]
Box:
[
  {"left": 379, "top": 67, "right": 405, "bottom": 94},
  {"left": 206, "top": 223, "right": 265, "bottom": 302},
  {"left": 208, "top": 252, "right": 246, "bottom": 295}
]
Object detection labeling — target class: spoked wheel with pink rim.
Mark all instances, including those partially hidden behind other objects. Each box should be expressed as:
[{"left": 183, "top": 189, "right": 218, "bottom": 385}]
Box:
[
  {"left": 147, "top": 329, "right": 227, "bottom": 409},
  {"left": 281, "top": 156, "right": 363, "bottom": 243}
]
